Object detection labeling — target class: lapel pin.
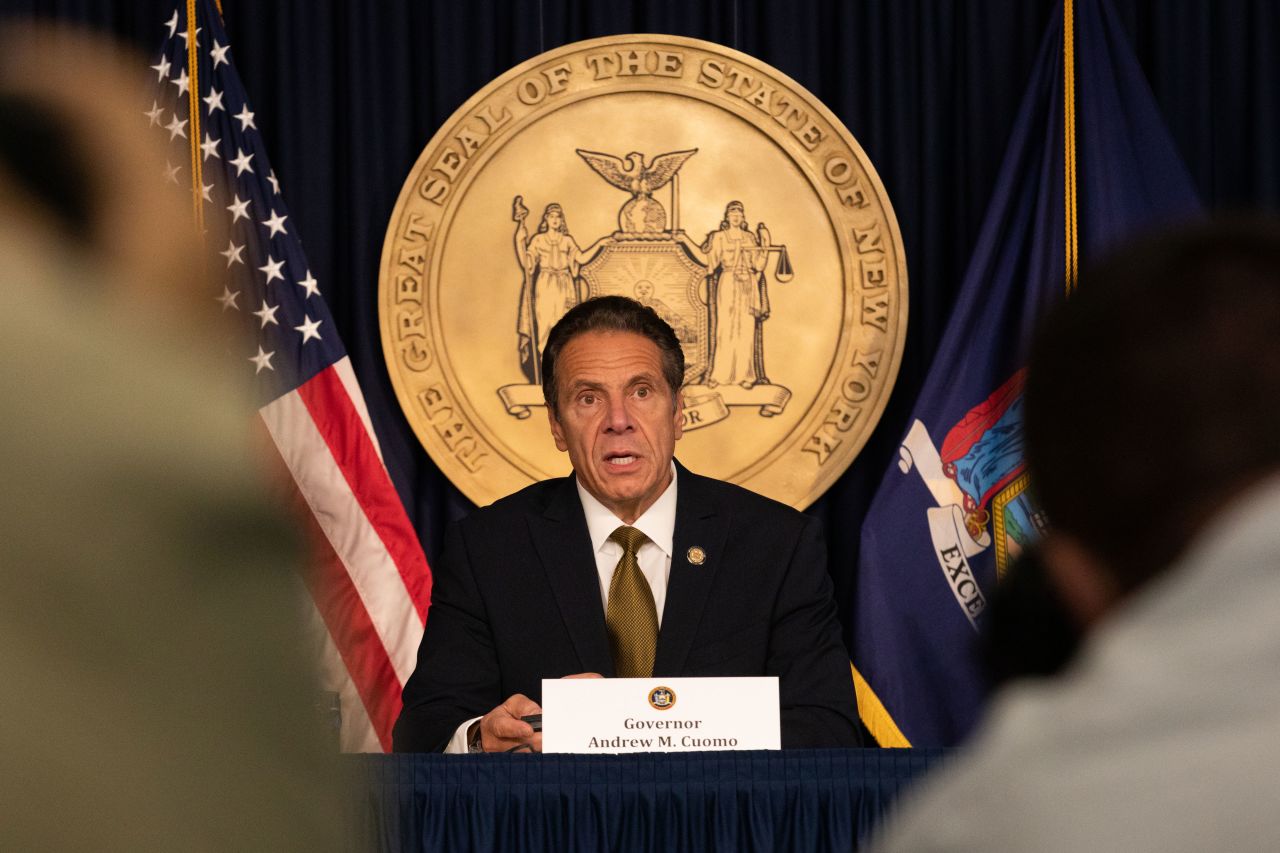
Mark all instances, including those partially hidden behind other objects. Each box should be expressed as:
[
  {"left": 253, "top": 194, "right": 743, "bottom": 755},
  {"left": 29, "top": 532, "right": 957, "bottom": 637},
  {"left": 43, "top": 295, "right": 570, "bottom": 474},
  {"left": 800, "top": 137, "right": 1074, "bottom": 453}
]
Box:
[{"left": 686, "top": 546, "right": 706, "bottom": 565}]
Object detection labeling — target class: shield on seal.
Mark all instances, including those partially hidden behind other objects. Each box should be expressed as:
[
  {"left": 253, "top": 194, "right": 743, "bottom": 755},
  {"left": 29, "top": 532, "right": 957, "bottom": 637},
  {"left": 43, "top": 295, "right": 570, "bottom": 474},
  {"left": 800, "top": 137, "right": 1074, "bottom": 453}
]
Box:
[{"left": 579, "top": 239, "right": 708, "bottom": 385}]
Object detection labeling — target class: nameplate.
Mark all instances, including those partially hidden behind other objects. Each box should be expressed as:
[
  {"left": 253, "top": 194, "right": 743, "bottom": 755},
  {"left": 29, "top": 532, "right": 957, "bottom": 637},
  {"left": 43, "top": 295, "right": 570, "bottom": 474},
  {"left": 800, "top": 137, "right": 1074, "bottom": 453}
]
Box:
[{"left": 541, "top": 677, "right": 780, "bottom": 753}]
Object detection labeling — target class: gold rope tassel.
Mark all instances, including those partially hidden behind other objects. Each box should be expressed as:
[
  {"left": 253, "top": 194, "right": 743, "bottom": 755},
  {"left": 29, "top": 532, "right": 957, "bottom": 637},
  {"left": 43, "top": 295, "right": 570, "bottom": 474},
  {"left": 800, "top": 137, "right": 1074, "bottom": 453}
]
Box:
[
  {"left": 852, "top": 663, "right": 912, "bottom": 748},
  {"left": 1063, "top": 0, "right": 1079, "bottom": 297},
  {"left": 186, "top": 0, "right": 204, "bottom": 233}
]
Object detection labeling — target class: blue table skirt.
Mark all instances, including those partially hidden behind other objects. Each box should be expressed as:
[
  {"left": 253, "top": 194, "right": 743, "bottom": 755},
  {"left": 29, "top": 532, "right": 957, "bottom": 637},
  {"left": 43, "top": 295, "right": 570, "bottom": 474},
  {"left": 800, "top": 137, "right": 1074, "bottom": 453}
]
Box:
[{"left": 346, "top": 749, "right": 947, "bottom": 852}]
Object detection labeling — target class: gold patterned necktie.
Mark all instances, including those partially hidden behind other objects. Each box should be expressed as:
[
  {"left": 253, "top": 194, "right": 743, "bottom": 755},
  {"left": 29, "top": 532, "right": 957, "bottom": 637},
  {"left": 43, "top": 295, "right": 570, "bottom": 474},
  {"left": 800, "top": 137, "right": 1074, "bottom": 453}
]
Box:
[{"left": 605, "top": 525, "right": 658, "bottom": 678}]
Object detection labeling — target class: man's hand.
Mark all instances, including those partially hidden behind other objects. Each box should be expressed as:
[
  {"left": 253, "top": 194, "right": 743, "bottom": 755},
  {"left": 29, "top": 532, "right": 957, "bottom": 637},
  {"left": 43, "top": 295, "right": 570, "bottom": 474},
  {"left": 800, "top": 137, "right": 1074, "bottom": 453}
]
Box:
[
  {"left": 478, "top": 694, "right": 542, "bottom": 753},
  {"left": 476, "top": 674, "right": 603, "bottom": 753}
]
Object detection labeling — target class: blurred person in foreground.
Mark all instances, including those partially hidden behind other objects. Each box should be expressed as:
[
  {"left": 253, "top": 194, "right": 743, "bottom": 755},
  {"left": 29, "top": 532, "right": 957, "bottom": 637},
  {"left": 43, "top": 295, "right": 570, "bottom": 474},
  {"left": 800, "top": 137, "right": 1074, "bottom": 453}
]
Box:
[
  {"left": 0, "top": 27, "right": 341, "bottom": 850},
  {"left": 871, "top": 218, "right": 1280, "bottom": 852}
]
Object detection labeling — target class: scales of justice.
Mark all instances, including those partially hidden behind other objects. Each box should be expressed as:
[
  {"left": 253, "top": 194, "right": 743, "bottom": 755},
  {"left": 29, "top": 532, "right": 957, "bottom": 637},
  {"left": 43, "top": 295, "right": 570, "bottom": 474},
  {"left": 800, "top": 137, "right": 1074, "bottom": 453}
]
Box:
[{"left": 498, "top": 147, "right": 795, "bottom": 431}]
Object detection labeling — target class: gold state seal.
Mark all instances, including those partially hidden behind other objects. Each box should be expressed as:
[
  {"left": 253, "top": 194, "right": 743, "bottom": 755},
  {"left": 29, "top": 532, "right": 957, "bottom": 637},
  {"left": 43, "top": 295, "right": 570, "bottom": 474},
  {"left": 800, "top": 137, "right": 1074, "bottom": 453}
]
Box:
[{"left": 379, "top": 35, "right": 907, "bottom": 509}]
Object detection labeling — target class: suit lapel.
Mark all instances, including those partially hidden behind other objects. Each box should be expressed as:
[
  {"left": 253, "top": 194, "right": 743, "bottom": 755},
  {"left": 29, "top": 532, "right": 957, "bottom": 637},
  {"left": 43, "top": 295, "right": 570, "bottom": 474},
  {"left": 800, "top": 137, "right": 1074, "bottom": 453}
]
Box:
[
  {"left": 654, "top": 462, "right": 730, "bottom": 675},
  {"left": 526, "top": 476, "right": 617, "bottom": 677}
]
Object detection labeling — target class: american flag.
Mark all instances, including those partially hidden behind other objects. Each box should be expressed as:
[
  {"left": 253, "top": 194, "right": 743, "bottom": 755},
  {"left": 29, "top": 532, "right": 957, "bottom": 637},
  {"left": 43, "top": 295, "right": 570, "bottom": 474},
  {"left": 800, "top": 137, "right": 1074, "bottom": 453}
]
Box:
[{"left": 147, "top": 0, "right": 431, "bottom": 752}]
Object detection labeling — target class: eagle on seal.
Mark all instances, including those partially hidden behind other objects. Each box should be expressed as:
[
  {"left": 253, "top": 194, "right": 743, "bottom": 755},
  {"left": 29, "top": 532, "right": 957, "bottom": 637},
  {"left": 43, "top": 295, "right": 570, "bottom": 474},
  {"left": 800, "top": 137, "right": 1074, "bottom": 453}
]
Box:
[{"left": 575, "top": 148, "right": 698, "bottom": 234}]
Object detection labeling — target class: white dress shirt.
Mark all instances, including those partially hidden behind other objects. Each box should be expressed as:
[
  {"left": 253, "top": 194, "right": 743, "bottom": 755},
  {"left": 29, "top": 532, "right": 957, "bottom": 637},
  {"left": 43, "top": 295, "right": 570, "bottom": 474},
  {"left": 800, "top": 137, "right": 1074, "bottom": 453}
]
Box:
[
  {"left": 576, "top": 463, "right": 677, "bottom": 625},
  {"left": 443, "top": 465, "right": 679, "bottom": 753}
]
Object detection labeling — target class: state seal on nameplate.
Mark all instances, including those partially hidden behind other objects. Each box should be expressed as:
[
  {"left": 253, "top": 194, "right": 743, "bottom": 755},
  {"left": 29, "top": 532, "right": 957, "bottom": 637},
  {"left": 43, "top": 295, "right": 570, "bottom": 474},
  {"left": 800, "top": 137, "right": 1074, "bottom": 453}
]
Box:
[
  {"left": 648, "top": 686, "right": 676, "bottom": 710},
  {"left": 379, "top": 35, "right": 907, "bottom": 509}
]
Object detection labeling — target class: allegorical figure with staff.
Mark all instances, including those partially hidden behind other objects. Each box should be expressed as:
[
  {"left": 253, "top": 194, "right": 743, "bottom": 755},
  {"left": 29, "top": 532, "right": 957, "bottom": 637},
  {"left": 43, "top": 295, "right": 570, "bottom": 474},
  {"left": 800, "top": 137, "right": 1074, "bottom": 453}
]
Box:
[{"left": 512, "top": 197, "right": 608, "bottom": 383}]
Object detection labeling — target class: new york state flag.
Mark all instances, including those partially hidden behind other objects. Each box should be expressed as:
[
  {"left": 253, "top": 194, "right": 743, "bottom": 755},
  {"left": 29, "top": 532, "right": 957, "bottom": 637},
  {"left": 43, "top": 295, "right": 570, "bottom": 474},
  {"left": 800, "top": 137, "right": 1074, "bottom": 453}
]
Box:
[{"left": 853, "top": 0, "right": 1200, "bottom": 748}]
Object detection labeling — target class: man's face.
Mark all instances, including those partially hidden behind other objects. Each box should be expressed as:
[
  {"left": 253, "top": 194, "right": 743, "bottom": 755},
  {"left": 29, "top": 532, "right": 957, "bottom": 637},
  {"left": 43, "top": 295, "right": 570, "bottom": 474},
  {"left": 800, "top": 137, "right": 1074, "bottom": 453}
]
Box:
[{"left": 548, "top": 330, "right": 684, "bottom": 523}]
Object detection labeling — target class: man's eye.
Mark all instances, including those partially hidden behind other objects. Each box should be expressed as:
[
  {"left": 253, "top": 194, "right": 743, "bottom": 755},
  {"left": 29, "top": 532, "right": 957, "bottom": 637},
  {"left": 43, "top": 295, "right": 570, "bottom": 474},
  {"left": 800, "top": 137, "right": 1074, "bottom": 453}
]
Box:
[
  {"left": 581, "top": 393, "right": 596, "bottom": 405},
  {"left": 635, "top": 387, "right": 650, "bottom": 398}
]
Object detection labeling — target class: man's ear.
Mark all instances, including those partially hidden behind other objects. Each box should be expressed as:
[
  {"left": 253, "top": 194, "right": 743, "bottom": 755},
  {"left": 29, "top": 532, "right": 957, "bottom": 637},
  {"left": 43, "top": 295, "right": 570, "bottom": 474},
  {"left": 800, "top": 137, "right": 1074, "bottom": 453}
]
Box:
[
  {"left": 547, "top": 405, "right": 568, "bottom": 452},
  {"left": 1039, "top": 533, "right": 1123, "bottom": 630},
  {"left": 672, "top": 390, "right": 685, "bottom": 440}
]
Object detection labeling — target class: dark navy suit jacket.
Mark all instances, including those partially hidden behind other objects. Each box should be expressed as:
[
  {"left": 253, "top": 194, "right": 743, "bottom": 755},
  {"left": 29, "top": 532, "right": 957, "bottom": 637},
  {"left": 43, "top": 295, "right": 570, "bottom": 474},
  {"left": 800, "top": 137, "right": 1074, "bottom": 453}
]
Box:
[{"left": 393, "top": 460, "right": 861, "bottom": 751}]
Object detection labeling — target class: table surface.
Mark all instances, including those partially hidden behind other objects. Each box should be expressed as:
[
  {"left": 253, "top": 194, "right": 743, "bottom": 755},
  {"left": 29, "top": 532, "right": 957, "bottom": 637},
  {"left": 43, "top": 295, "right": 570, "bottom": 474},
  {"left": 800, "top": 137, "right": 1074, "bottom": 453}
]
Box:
[{"left": 346, "top": 748, "right": 948, "bottom": 852}]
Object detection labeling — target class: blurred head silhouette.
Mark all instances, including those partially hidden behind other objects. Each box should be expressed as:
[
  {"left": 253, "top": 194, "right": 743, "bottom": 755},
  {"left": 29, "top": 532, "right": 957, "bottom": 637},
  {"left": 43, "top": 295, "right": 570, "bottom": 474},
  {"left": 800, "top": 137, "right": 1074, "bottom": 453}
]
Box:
[
  {"left": 0, "top": 24, "right": 340, "bottom": 850},
  {"left": 1024, "top": 217, "right": 1280, "bottom": 630}
]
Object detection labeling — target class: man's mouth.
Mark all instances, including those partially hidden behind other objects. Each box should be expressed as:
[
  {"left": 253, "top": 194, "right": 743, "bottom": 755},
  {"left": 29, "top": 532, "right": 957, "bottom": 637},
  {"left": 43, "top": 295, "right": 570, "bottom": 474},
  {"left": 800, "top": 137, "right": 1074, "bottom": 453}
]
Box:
[{"left": 605, "top": 453, "right": 639, "bottom": 467}]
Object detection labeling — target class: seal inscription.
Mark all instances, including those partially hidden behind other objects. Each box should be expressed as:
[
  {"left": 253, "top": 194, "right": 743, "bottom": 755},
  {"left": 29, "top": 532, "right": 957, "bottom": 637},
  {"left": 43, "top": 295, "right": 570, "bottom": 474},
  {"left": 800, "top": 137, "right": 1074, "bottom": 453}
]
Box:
[{"left": 380, "top": 35, "right": 907, "bottom": 509}]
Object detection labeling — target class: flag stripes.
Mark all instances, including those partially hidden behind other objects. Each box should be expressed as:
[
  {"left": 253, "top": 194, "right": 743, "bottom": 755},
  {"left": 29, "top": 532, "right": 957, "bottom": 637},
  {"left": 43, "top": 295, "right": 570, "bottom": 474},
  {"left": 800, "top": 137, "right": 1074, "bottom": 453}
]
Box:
[
  {"left": 281, "top": 458, "right": 406, "bottom": 752},
  {"left": 295, "top": 366, "right": 431, "bottom": 622},
  {"left": 260, "top": 368, "right": 426, "bottom": 690}
]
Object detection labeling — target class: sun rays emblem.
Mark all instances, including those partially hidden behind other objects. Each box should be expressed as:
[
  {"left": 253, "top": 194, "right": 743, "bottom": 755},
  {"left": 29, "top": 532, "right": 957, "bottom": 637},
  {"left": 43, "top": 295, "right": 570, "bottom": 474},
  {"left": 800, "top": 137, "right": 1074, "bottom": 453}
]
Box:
[{"left": 590, "top": 249, "right": 705, "bottom": 385}]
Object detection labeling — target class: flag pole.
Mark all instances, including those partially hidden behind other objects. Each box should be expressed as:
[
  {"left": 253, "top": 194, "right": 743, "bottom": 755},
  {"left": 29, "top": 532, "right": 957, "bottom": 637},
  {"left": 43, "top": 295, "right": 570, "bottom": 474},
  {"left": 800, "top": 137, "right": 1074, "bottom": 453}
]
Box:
[
  {"left": 1063, "top": 0, "right": 1079, "bottom": 296},
  {"left": 185, "top": 0, "right": 204, "bottom": 234}
]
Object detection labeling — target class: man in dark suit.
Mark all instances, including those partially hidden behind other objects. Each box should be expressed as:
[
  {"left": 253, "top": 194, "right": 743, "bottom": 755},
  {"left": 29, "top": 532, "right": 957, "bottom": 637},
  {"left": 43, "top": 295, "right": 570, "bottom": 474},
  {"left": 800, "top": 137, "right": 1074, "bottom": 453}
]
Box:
[{"left": 393, "top": 296, "right": 859, "bottom": 752}]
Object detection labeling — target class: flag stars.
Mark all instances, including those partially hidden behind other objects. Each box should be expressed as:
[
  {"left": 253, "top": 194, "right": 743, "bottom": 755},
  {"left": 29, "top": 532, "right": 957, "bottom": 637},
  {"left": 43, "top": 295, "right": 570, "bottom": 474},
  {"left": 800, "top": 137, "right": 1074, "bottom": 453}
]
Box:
[
  {"left": 203, "top": 87, "right": 224, "bottom": 114},
  {"left": 200, "top": 131, "right": 220, "bottom": 161},
  {"left": 267, "top": 170, "right": 281, "bottom": 195},
  {"left": 249, "top": 345, "right": 275, "bottom": 374},
  {"left": 234, "top": 104, "right": 256, "bottom": 131},
  {"left": 164, "top": 10, "right": 179, "bottom": 38},
  {"left": 165, "top": 114, "right": 188, "bottom": 141},
  {"left": 259, "top": 255, "right": 285, "bottom": 285},
  {"left": 295, "top": 315, "right": 323, "bottom": 343},
  {"left": 171, "top": 67, "right": 190, "bottom": 97},
  {"left": 211, "top": 40, "right": 230, "bottom": 68},
  {"left": 226, "top": 193, "right": 251, "bottom": 223},
  {"left": 298, "top": 271, "right": 320, "bottom": 298},
  {"left": 162, "top": 161, "right": 181, "bottom": 184},
  {"left": 253, "top": 300, "right": 281, "bottom": 328},
  {"left": 230, "top": 147, "right": 254, "bottom": 176},
  {"left": 262, "top": 210, "right": 288, "bottom": 238},
  {"left": 144, "top": 101, "right": 164, "bottom": 127},
  {"left": 221, "top": 239, "right": 245, "bottom": 267},
  {"left": 216, "top": 285, "right": 240, "bottom": 311},
  {"left": 201, "top": 182, "right": 214, "bottom": 203},
  {"left": 150, "top": 55, "right": 171, "bottom": 81},
  {"left": 176, "top": 26, "right": 201, "bottom": 48}
]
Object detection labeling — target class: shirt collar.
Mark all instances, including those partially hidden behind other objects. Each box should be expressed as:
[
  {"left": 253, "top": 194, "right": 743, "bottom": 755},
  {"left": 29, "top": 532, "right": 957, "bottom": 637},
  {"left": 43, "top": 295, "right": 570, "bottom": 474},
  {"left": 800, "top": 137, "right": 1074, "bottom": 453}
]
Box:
[{"left": 577, "top": 462, "right": 677, "bottom": 558}]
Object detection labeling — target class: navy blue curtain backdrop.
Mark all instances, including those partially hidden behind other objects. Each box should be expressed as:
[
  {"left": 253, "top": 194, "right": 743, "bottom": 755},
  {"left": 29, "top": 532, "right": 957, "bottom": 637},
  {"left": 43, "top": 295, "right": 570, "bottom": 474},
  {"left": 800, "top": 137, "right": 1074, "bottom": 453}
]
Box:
[{"left": 4, "top": 0, "right": 1277, "bottom": 694}]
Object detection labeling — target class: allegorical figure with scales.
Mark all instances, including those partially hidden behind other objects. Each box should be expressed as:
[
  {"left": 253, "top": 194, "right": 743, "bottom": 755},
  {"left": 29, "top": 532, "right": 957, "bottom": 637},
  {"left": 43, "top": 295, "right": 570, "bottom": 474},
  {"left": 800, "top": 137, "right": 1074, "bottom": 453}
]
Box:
[{"left": 680, "top": 200, "right": 774, "bottom": 389}]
